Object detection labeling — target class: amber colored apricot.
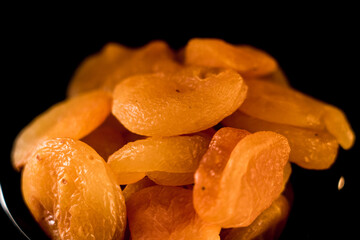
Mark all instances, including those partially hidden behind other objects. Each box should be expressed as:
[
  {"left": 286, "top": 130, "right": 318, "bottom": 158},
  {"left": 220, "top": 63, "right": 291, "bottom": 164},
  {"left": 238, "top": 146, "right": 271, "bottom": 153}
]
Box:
[
  {"left": 222, "top": 111, "right": 339, "bottom": 169},
  {"left": 22, "top": 138, "right": 126, "bottom": 239},
  {"left": 194, "top": 128, "right": 290, "bottom": 228},
  {"left": 12, "top": 90, "right": 112, "bottom": 170},
  {"left": 240, "top": 79, "right": 355, "bottom": 148},
  {"left": 107, "top": 135, "right": 209, "bottom": 185},
  {"left": 81, "top": 114, "right": 126, "bottom": 161},
  {"left": 67, "top": 43, "right": 132, "bottom": 97},
  {"left": 127, "top": 185, "right": 221, "bottom": 240},
  {"left": 185, "top": 38, "right": 278, "bottom": 77},
  {"left": 112, "top": 67, "right": 247, "bottom": 136},
  {"left": 122, "top": 177, "right": 156, "bottom": 201},
  {"left": 323, "top": 105, "right": 355, "bottom": 149},
  {"left": 240, "top": 79, "right": 327, "bottom": 130},
  {"left": 194, "top": 128, "right": 251, "bottom": 219},
  {"left": 222, "top": 195, "right": 290, "bottom": 240}
]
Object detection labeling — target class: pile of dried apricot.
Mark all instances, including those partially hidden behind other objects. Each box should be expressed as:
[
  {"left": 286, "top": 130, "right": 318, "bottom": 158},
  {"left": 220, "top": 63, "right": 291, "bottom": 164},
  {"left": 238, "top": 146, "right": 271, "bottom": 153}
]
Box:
[{"left": 13, "top": 38, "right": 355, "bottom": 240}]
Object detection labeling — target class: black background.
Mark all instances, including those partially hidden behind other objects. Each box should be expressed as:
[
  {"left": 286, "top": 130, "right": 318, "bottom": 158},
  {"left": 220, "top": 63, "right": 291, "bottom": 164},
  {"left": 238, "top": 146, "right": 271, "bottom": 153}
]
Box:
[{"left": 1, "top": 7, "right": 359, "bottom": 239}]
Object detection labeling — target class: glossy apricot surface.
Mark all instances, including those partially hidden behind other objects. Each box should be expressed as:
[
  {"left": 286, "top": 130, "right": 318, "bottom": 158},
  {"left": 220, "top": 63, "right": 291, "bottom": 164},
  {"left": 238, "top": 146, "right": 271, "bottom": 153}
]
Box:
[
  {"left": 22, "top": 138, "right": 126, "bottom": 239},
  {"left": 127, "top": 185, "right": 221, "bottom": 240}
]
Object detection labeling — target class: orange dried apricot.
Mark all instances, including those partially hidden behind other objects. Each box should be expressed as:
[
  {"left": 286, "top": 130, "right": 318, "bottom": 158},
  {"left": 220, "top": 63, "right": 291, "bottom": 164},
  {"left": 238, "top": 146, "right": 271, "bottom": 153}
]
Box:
[
  {"left": 107, "top": 135, "right": 209, "bottom": 185},
  {"left": 222, "top": 111, "right": 339, "bottom": 169},
  {"left": 239, "top": 79, "right": 355, "bottom": 149},
  {"left": 194, "top": 127, "right": 290, "bottom": 228},
  {"left": 112, "top": 67, "right": 247, "bottom": 136},
  {"left": 240, "top": 79, "right": 326, "bottom": 130},
  {"left": 21, "top": 138, "right": 126, "bottom": 239},
  {"left": 81, "top": 114, "right": 126, "bottom": 161},
  {"left": 126, "top": 185, "right": 221, "bottom": 240},
  {"left": 221, "top": 195, "right": 290, "bottom": 240},
  {"left": 185, "top": 38, "right": 278, "bottom": 77},
  {"left": 12, "top": 90, "right": 112, "bottom": 170},
  {"left": 67, "top": 43, "right": 132, "bottom": 97},
  {"left": 323, "top": 105, "right": 355, "bottom": 149}
]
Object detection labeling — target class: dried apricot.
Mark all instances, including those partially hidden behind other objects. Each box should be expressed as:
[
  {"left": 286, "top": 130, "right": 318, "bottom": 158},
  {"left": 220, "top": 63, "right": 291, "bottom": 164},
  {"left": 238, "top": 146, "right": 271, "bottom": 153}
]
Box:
[
  {"left": 323, "top": 105, "right": 355, "bottom": 149},
  {"left": 127, "top": 185, "right": 221, "bottom": 240},
  {"left": 185, "top": 38, "right": 278, "bottom": 77},
  {"left": 67, "top": 43, "right": 132, "bottom": 97},
  {"left": 112, "top": 67, "right": 247, "bottom": 136},
  {"left": 12, "top": 90, "right": 112, "bottom": 170},
  {"left": 240, "top": 79, "right": 326, "bottom": 130},
  {"left": 21, "top": 138, "right": 126, "bottom": 239},
  {"left": 239, "top": 79, "right": 355, "bottom": 149},
  {"left": 222, "top": 111, "right": 339, "bottom": 169},
  {"left": 221, "top": 195, "right": 290, "bottom": 240},
  {"left": 194, "top": 128, "right": 290, "bottom": 228},
  {"left": 107, "top": 135, "right": 209, "bottom": 185},
  {"left": 81, "top": 114, "right": 126, "bottom": 160}
]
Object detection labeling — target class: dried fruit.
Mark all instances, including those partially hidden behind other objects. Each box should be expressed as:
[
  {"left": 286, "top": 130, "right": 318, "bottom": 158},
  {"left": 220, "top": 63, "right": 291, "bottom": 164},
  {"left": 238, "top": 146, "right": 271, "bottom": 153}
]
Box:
[
  {"left": 222, "top": 111, "right": 339, "bottom": 169},
  {"left": 127, "top": 185, "right": 221, "bottom": 240},
  {"left": 239, "top": 79, "right": 355, "bottom": 149},
  {"left": 221, "top": 195, "right": 290, "bottom": 240},
  {"left": 107, "top": 135, "right": 209, "bottom": 185},
  {"left": 112, "top": 67, "right": 247, "bottom": 136},
  {"left": 12, "top": 90, "right": 112, "bottom": 170},
  {"left": 240, "top": 79, "right": 326, "bottom": 130},
  {"left": 194, "top": 128, "right": 290, "bottom": 228},
  {"left": 21, "top": 138, "right": 126, "bottom": 239},
  {"left": 185, "top": 38, "right": 278, "bottom": 77}
]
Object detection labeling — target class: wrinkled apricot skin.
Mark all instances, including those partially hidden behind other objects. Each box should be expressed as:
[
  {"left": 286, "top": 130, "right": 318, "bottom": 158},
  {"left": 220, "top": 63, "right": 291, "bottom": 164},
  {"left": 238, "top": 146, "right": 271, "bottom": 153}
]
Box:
[
  {"left": 194, "top": 128, "right": 251, "bottom": 219},
  {"left": 22, "top": 138, "right": 126, "bottom": 240},
  {"left": 127, "top": 185, "right": 221, "bottom": 240},
  {"left": 239, "top": 79, "right": 355, "bottom": 149},
  {"left": 108, "top": 135, "right": 209, "bottom": 185},
  {"left": 112, "top": 67, "right": 247, "bottom": 136},
  {"left": 185, "top": 38, "right": 278, "bottom": 77},
  {"left": 240, "top": 79, "right": 326, "bottom": 130},
  {"left": 222, "top": 195, "right": 290, "bottom": 240},
  {"left": 222, "top": 111, "right": 339, "bottom": 169},
  {"left": 194, "top": 128, "right": 290, "bottom": 228},
  {"left": 12, "top": 90, "right": 112, "bottom": 170}
]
